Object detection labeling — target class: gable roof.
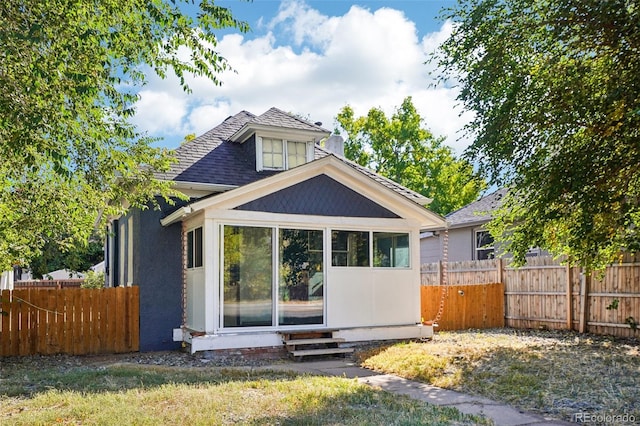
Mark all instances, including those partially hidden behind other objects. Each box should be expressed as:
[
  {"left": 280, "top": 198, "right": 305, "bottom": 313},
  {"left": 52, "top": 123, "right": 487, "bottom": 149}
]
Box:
[
  {"left": 446, "top": 188, "right": 507, "bottom": 229},
  {"left": 157, "top": 107, "right": 433, "bottom": 208},
  {"left": 161, "top": 155, "right": 445, "bottom": 230}
]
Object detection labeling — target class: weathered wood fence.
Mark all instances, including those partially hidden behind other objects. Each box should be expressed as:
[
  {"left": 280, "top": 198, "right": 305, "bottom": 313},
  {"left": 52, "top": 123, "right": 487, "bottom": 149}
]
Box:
[
  {"left": 1, "top": 287, "right": 139, "bottom": 356},
  {"left": 421, "top": 255, "right": 640, "bottom": 338}
]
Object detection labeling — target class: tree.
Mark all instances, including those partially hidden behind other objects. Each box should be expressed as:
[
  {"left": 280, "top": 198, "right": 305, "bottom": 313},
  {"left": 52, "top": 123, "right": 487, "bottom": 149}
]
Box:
[
  {"left": 335, "top": 97, "right": 486, "bottom": 215},
  {"left": 29, "top": 236, "right": 104, "bottom": 279},
  {"left": 436, "top": 0, "right": 640, "bottom": 270},
  {"left": 0, "top": 1, "right": 248, "bottom": 271}
]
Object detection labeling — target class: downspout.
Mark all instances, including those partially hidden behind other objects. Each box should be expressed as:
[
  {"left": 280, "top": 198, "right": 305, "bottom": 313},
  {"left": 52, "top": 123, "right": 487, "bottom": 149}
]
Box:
[{"left": 181, "top": 221, "right": 188, "bottom": 347}]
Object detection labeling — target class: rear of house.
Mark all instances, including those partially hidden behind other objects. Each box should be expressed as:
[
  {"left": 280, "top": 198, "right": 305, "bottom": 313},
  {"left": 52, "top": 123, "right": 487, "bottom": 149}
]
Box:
[{"left": 106, "top": 108, "right": 445, "bottom": 353}]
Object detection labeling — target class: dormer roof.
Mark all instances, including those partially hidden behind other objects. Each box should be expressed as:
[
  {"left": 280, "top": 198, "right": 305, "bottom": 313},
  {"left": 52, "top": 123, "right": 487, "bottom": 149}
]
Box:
[{"left": 229, "top": 107, "right": 330, "bottom": 143}]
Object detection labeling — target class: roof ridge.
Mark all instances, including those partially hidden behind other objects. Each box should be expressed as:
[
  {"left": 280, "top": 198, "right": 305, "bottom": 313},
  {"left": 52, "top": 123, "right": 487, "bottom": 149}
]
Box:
[{"left": 268, "top": 107, "right": 329, "bottom": 131}]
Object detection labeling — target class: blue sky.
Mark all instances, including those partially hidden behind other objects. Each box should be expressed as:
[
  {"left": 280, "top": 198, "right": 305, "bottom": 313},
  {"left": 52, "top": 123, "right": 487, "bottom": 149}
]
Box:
[{"left": 132, "top": 0, "right": 471, "bottom": 153}]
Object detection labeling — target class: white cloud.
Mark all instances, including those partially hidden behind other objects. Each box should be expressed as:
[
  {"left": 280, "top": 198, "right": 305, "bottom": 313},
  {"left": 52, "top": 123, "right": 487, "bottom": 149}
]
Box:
[
  {"left": 131, "top": 90, "right": 187, "bottom": 135},
  {"left": 133, "top": 1, "right": 471, "bottom": 154}
]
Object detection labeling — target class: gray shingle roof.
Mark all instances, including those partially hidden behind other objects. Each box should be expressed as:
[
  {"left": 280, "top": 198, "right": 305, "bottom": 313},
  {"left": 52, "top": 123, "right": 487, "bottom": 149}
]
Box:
[
  {"left": 157, "top": 107, "right": 433, "bottom": 206},
  {"left": 446, "top": 188, "right": 507, "bottom": 227},
  {"left": 250, "top": 107, "right": 328, "bottom": 132},
  {"left": 314, "top": 145, "right": 430, "bottom": 205}
]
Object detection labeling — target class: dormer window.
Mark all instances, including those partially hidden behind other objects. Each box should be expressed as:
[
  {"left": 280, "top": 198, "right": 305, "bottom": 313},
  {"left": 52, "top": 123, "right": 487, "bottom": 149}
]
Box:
[
  {"left": 256, "top": 136, "right": 313, "bottom": 171},
  {"left": 262, "top": 138, "right": 284, "bottom": 169},
  {"left": 287, "top": 140, "right": 308, "bottom": 168}
]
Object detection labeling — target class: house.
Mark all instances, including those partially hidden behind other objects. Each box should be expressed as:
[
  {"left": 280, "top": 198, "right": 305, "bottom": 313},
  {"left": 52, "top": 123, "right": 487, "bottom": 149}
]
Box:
[
  {"left": 420, "top": 188, "right": 546, "bottom": 263},
  {"left": 420, "top": 189, "right": 505, "bottom": 263},
  {"left": 105, "top": 107, "right": 446, "bottom": 353}
]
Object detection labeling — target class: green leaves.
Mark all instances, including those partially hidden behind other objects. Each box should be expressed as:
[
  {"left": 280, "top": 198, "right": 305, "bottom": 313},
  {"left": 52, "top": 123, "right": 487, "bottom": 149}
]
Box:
[
  {"left": 335, "top": 97, "right": 486, "bottom": 215},
  {"left": 0, "top": 0, "right": 248, "bottom": 270},
  {"left": 437, "top": 0, "right": 640, "bottom": 270}
]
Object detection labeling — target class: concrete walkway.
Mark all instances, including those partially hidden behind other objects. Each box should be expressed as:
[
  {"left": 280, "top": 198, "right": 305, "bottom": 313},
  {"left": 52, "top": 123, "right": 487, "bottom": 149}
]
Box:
[{"left": 253, "top": 358, "right": 572, "bottom": 426}]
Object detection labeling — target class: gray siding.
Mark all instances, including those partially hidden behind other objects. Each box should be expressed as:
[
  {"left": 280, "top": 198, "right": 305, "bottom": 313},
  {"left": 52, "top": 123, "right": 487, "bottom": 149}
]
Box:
[
  {"left": 420, "top": 234, "right": 442, "bottom": 264},
  {"left": 235, "top": 174, "right": 400, "bottom": 218}
]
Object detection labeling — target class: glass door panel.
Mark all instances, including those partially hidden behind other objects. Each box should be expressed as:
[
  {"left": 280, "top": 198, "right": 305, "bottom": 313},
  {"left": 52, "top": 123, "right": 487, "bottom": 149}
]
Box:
[
  {"left": 223, "top": 225, "right": 273, "bottom": 327},
  {"left": 279, "top": 229, "right": 324, "bottom": 325}
]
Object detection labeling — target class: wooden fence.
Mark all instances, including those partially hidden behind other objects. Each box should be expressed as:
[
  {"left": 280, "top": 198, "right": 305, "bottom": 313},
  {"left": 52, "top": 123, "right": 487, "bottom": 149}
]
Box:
[
  {"left": 421, "top": 283, "right": 504, "bottom": 330},
  {"left": 421, "top": 255, "right": 640, "bottom": 338},
  {"left": 1, "top": 287, "right": 139, "bottom": 356}
]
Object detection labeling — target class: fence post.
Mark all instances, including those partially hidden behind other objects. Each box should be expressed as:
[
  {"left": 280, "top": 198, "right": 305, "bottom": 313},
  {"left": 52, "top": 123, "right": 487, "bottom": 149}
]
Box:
[
  {"left": 566, "top": 265, "right": 573, "bottom": 330},
  {"left": 437, "top": 260, "right": 443, "bottom": 286},
  {"left": 496, "top": 258, "right": 503, "bottom": 284},
  {"left": 578, "top": 271, "right": 589, "bottom": 333}
]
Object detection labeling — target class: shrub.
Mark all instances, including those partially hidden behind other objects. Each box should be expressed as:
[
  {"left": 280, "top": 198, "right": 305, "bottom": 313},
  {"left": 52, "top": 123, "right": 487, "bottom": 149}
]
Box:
[{"left": 82, "top": 270, "right": 105, "bottom": 289}]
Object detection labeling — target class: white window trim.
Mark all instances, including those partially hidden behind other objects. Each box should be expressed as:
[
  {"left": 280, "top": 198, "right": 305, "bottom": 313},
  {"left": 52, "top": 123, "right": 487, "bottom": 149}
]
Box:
[
  {"left": 256, "top": 136, "right": 313, "bottom": 172},
  {"left": 186, "top": 226, "right": 204, "bottom": 270},
  {"left": 218, "top": 222, "right": 327, "bottom": 331}
]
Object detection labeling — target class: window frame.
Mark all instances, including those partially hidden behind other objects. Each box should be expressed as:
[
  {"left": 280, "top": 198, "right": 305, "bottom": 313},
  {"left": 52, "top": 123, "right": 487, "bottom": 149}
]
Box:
[
  {"left": 474, "top": 229, "right": 495, "bottom": 260},
  {"left": 187, "top": 227, "right": 203, "bottom": 269},
  {"left": 261, "top": 137, "right": 285, "bottom": 170},
  {"left": 331, "top": 230, "right": 370, "bottom": 267},
  {"left": 220, "top": 223, "right": 326, "bottom": 330},
  {"left": 256, "top": 136, "right": 313, "bottom": 171},
  {"left": 373, "top": 232, "right": 410, "bottom": 268},
  {"left": 330, "top": 230, "right": 411, "bottom": 269}
]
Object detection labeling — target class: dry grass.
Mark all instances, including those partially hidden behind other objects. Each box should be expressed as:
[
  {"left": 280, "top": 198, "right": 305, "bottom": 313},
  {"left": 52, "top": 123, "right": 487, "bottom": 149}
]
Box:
[
  {"left": 0, "top": 363, "right": 490, "bottom": 425},
  {"left": 358, "top": 328, "right": 640, "bottom": 422}
]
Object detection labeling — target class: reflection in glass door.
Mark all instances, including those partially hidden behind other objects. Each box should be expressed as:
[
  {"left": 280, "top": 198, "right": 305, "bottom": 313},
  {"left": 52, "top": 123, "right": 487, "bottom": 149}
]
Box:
[
  {"left": 223, "top": 225, "right": 273, "bottom": 327},
  {"left": 279, "top": 229, "right": 324, "bottom": 325}
]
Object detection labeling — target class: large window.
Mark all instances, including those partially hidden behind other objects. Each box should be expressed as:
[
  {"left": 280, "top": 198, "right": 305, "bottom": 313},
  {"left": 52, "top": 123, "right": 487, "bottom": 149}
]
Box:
[
  {"left": 279, "top": 229, "right": 324, "bottom": 325},
  {"left": 331, "top": 230, "right": 369, "bottom": 266},
  {"left": 187, "top": 227, "right": 203, "bottom": 269},
  {"left": 475, "top": 230, "right": 495, "bottom": 260},
  {"left": 223, "top": 226, "right": 273, "bottom": 327},
  {"left": 374, "top": 232, "right": 409, "bottom": 268},
  {"left": 222, "top": 225, "right": 325, "bottom": 328}
]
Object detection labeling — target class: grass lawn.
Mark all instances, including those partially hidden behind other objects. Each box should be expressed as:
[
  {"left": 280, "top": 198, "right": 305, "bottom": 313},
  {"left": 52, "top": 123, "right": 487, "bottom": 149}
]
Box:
[
  {"left": 358, "top": 328, "right": 640, "bottom": 423},
  {"left": 0, "top": 363, "right": 490, "bottom": 425}
]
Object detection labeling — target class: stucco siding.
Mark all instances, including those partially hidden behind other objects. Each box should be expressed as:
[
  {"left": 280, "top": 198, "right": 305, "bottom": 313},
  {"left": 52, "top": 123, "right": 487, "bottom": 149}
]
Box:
[{"left": 133, "top": 199, "right": 183, "bottom": 351}]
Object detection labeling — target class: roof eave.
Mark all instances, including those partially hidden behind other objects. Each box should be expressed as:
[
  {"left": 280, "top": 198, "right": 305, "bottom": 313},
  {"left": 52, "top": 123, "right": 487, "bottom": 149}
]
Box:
[
  {"left": 230, "top": 123, "right": 330, "bottom": 143},
  {"left": 160, "top": 206, "right": 193, "bottom": 227}
]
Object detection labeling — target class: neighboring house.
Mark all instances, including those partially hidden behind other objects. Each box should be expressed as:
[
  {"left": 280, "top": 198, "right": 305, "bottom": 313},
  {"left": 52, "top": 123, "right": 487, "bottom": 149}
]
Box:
[
  {"left": 421, "top": 188, "right": 546, "bottom": 263},
  {"left": 106, "top": 107, "right": 446, "bottom": 352},
  {"left": 421, "top": 189, "right": 506, "bottom": 263}
]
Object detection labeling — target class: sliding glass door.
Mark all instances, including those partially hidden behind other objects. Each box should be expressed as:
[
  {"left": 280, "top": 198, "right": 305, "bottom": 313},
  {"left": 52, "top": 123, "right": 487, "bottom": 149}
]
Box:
[
  {"left": 222, "top": 225, "right": 324, "bottom": 328},
  {"left": 279, "top": 229, "right": 324, "bottom": 325},
  {"left": 223, "top": 226, "right": 273, "bottom": 327}
]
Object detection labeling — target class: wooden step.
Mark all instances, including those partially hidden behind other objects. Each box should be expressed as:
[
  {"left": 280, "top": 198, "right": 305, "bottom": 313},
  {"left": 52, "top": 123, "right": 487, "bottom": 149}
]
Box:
[
  {"left": 283, "top": 337, "right": 345, "bottom": 346},
  {"left": 290, "top": 347, "right": 354, "bottom": 357}
]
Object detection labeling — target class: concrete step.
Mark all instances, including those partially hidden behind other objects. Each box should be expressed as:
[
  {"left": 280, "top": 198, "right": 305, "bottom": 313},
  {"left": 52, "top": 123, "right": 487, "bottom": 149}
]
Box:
[
  {"left": 290, "top": 347, "right": 354, "bottom": 357},
  {"left": 284, "top": 337, "right": 346, "bottom": 346}
]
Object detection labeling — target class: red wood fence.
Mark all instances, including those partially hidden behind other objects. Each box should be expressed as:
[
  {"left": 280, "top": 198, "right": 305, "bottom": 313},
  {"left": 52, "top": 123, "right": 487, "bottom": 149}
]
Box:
[
  {"left": 1, "top": 287, "right": 139, "bottom": 356},
  {"left": 421, "top": 283, "right": 505, "bottom": 330}
]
